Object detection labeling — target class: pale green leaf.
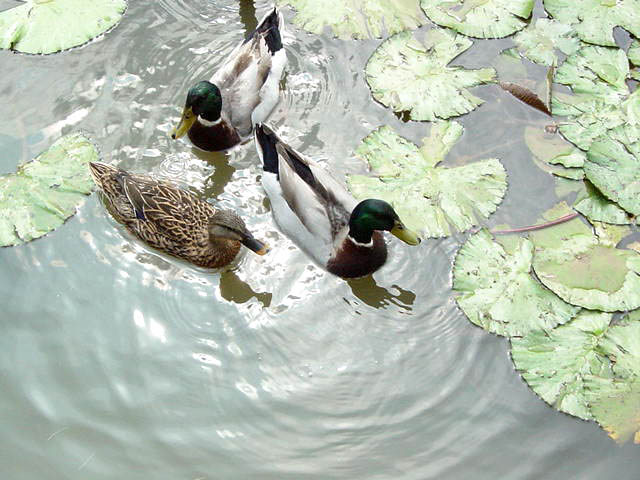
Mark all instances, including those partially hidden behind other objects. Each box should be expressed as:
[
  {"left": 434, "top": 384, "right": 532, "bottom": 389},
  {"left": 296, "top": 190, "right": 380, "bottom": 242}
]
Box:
[
  {"left": 584, "top": 137, "right": 640, "bottom": 216},
  {"left": 347, "top": 123, "right": 507, "bottom": 238},
  {"left": 514, "top": 18, "right": 581, "bottom": 66},
  {"left": 453, "top": 229, "right": 579, "bottom": 337},
  {"left": 574, "top": 181, "right": 636, "bottom": 225},
  {"left": 0, "top": 133, "right": 97, "bottom": 246},
  {"left": 421, "top": 0, "right": 534, "bottom": 39},
  {"left": 277, "top": 0, "right": 426, "bottom": 39},
  {"left": 544, "top": 0, "right": 640, "bottom": 47},
  {"left": 630, "top": 40, "right": 640, "bottom": 66},
  {"left": 511, "top": 310, "right": 614, "bottom": 420},
  {"left": 0, "top": 0, "right": 127, "bottom": 54},
  {"left": 530, "top": 204, "right": 640, "bottom": 311},
  {"left": 365, "top": 29, "right": 496, "bottom": 121}
]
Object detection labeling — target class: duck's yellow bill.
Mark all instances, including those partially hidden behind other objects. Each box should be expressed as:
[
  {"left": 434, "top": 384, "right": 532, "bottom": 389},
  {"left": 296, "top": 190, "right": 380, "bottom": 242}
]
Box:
[
  {"left": 391, "top": 222, "right": 421, "bottom": 246},
  {"left": 170, "top": 106, "right": 196, "bottom": 139}
]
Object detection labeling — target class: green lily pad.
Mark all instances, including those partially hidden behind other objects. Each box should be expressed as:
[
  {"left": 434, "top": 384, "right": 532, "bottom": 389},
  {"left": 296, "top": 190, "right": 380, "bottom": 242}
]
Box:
[
  {"left": 543, "top": 0, "right": 640, "bottom": 47},
  {"left": 277, "top": 0, "right": 426, "bottom": 39},
  {"left": 555, "top": 45, "right": 630, "bottom": 100},
  {"left": 365, "top": 28, "right": 496, "bottom": 121},
  {"left": 347, "top": 122, "right": 507, "bottom": 238},
  {"left": 511, "top": 310, "right": 613, "bottom": 420},
  {"left": 421, "top": 0, "right": 534, "bottom": 39},
  {"left": 0, "top": 0, "right": 127, "bottom": 54},
  {"left": 584, "top": 137, "right": 640, "bottom": 216},
  {"left": 453, "top": 229, "right": 579, "bottom": 337},
  {"left": 585, "top": 314, "right": 640, "bottom": 444},
  {"left": 630, "top": 40, "right": 640, "bottom": 66},
  {"left": 530, "top": 204, "right": 640, "bottom": 312},
  {"left": 552, "top": 47, "right": 638, "bottom": 151},
  {"left": 525, "top": 126, "right": 586, "bottom": 179},
  {"left": 514, "top": 18, "right": 581, "bottom": 67},
  {"left": 574, "top": 181, "right": 636, "bottom": 225},
  {"left": 0, "top": 133, "right": 97, "bottom": 246},
  {"left": 587, "top": 376, "right": 640, "bottom": 444}
]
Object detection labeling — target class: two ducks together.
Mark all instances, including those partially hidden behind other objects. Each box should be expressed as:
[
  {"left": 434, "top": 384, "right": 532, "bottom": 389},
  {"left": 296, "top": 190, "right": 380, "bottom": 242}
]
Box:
[{"left": 90, "top": 8, "right": 420, "bottom": 279}]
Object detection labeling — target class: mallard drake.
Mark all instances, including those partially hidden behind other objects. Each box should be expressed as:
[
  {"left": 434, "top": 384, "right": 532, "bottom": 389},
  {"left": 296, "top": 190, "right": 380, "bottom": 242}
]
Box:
[
  {"left": 89, "top": 162, "right": 268, "bottom": 268},
  {"left": 170, "top": 7, "right": 286, "bottom": 151},
  {"left": 254, "top": 124, "right": 421, "bottom": 279}
]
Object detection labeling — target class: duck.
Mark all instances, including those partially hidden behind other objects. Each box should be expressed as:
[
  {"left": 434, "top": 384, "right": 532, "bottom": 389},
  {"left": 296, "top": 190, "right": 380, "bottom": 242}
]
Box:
[
  {"left": 89, "top": 162, "right": 268, "bottom": 268},
  {"left": 254, "top": 124, "right": 421, "bottom": 279},
  {"left": 170, "top": 7, "right": 286, "bottom": 151}
]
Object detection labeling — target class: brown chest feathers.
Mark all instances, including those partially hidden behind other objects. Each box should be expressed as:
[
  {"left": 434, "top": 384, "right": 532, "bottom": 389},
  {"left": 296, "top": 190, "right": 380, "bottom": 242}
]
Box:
[
  {"left": 188, "top": 119, "right": 241, "bottom": 152},
  {"left": 327, "top": 232, "right": 387, "bottom": 278}
]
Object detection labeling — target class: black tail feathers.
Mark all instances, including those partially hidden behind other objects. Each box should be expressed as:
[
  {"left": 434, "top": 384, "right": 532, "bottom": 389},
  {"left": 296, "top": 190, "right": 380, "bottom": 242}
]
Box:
[
  {"left": 245, "top": 7, "right": 282, "bottom": 54},
  {"left": 255, "top": 124, "right": 280, "bottom": 175}
]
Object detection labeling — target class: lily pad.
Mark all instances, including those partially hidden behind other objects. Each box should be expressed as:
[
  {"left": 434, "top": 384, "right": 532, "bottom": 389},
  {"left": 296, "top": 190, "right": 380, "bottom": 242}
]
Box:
[
  {"left": 525, "top": 126, "right": 586, "bottom": 179},
  {"left": 584, "top": 137, "right": 640, "bottom": 216},
  {"left": 585, "top": 315, "right": 640, "bottom": 444},
  {"left": 630, "top": 40, "right": 640, "bottom": 67},
  {"left": 530, "top": 204, "right": 640, "bottom": 312},
  {"left": 421, "top": 0, "right": 534, "bottom": 39},
  {"left": 511, "top": 310, "right": 613, "bottom": 420},
  {"left": 543, "top": 0, "right": 640, "bottom": 47},
  {"left": 514, "top": 18, "right": 581, "bottom": 67},
  {"left": 347, "top": 122, "right": 507, "bottom": 238},
  {"left": 277, "top": 0, "right": 426, "bottom": 39},
  {"left": 0, "top": 133, "right": 97, "bottom": 246},
  {"left": 365, "top": 28, "right": 496, "bottom": 121},
  {"left": 574, "top": 181, "right": 636, "bottom": 225},
  {"left": 552, "top": 47, "right": 638, "bottom": 151},
  {"left": 0, "top": 0, "right": 127, "bottom": 54},
  {"left": 453, "top": 229, "right": 579, "bottom": 337}
]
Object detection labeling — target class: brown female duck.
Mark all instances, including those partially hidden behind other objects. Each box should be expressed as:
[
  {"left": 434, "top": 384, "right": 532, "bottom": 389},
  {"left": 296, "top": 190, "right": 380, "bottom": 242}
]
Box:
[{"left": 89, "top": 162, "right": 268, "bottom": 268}]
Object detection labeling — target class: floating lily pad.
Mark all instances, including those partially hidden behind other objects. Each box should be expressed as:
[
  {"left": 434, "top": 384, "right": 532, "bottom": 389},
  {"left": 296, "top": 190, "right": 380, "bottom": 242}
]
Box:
[
  {"left": 453, "top": 229, "right": 579, "bottom": 337},
  {"left": 365, "top": 28, "right": 496, "bottom": 121},
  {"left": 0, "top": 133, "right": 97, "bottom": 246},
  {"left": 530, "top": 204, "right": 640, "bottom": 312},
  {"left": 544, "top": 0, "right": 640, "bottom": 47},
  {"left": 525, "top": 126, "right": 586, "bottom": 179},
  {"left": 0, "top": 0, "right": 127, "bottom": 54},
  {"left": 511, "top": 310, "right": 613, "bottom": 420},
  {"left": 584, "top": 137, "right": 640, "bottom": 216},
  {"left": 421, "top": 0, "right": 534, "bottom": 39},
  {"left": 277, "top": 0, "right": 426, "bottom": 39},
  {"left": 585, "top": 314, "right": 640, "bottom": 444},
  {"left": 630, "top": 40, "right": 640, "bottom": 66},
  {"left": 552, "top": 47, "right": 638, "bottom": 151},
  {"left": 347, "top": 122, "right": 507, "bottom": 238},
  {"left": 574, "top": 181, "right": 636, "bottom": 225},
  {"left": 514, "top": 18, "right": 581, "bottom": 67}
]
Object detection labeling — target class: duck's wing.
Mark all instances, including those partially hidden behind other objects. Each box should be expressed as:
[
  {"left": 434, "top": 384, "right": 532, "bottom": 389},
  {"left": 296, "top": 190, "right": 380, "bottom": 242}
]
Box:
[
  {"left": 117, "top": 173, "right": 212, "bottom": 245},
  {"left": 256, "top": 124, "right": 358, "bottom": 265},
  {"left": 211, "top": 8, "right": 286, "bottom": 137}
]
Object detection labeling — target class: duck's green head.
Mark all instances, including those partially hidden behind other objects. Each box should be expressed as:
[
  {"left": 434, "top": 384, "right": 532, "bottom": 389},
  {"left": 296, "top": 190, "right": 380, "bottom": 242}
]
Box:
[
  {"left": 348, "top": 199, "right": 421, "bottom": 245},
  {"left": 171, "top": 81, "right": 222, "bottom": 140}
]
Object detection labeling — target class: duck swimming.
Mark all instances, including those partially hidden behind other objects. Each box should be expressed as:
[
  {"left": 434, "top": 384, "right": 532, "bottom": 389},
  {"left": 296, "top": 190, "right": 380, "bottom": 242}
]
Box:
[
  {"left": 254, "top": 124, "right": 421, "bottom": 279},
  {"left": 170, "top": 7, "right": 286, "bottom": 151},
  {"left": 89, "top": 162, "right": 268, "bottom": 268}
]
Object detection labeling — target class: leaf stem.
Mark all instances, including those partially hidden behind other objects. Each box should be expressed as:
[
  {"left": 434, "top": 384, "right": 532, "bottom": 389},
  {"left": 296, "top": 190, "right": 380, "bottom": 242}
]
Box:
[{"left": 491, "top": 212, "right": 579, "bottom": 235}]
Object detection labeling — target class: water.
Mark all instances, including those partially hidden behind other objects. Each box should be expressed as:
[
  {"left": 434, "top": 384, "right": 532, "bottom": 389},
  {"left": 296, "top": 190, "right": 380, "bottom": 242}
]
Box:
[{"left": 1, "top": 1, "right": 639, "bottom": 478}]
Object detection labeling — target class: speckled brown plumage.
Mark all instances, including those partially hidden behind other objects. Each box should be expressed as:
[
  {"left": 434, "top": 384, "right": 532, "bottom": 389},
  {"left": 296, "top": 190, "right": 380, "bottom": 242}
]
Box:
[{"left": 89, "top": 162, "right": 245, "bottom": 268}]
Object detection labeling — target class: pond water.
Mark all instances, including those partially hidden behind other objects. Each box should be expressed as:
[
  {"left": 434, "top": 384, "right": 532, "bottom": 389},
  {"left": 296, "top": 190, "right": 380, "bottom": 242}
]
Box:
[{"left": 1, "top": 1, "right": 639, "bottom": 478}]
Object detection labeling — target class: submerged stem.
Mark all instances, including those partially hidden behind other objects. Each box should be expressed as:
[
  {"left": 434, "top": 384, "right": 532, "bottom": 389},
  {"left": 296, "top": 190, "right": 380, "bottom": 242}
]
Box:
[{"left": 492, "top": 212, "right": 579, "bottom": 235}]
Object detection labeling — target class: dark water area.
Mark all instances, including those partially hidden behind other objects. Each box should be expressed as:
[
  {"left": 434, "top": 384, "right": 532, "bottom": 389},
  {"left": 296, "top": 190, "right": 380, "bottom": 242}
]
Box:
[{"left": 0, "top": 1, "right": 638, "bottom": 478}]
